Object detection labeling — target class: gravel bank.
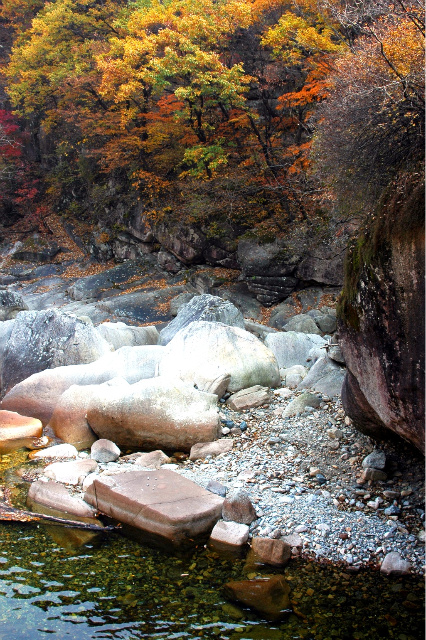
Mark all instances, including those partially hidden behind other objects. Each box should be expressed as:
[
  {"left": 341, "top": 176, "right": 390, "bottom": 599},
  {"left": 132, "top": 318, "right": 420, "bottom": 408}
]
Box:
[{"left": 173, "top": 388, "right": 425, "bottom": 575}]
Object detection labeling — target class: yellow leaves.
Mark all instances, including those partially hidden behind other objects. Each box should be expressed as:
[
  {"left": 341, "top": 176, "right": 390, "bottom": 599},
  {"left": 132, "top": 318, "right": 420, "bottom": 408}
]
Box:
[{"left": 262, "top": 11, "right": 344, "bottom": 63}]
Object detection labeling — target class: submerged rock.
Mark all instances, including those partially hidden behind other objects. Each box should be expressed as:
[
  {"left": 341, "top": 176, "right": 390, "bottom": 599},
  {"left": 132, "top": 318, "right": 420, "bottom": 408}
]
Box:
[{"left": 224, "top": 575, "right": 291, "bottom": 620}]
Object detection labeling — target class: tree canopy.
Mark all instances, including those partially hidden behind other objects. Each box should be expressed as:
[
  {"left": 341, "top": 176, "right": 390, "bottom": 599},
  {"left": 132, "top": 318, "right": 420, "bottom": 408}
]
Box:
[{"left": 1, "top": 0, "right": 424, "bottom": 229}]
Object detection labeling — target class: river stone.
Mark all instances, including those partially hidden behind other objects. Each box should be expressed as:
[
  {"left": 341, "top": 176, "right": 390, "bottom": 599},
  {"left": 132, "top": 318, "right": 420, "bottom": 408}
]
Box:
[
  {"left": 250, "top": 537, "right": 292, "bottom": 567},
  {"left": 226, "top": 386, "right": 271, "bottom": 411},
  {"left": 206, "top": 480, "right": 227, "bottom": 497},
  {"left": 282, "top": 392, "right": 321, "bottom": 417},
  {"left": 0, "top": 410, "right": 43, "bottom": 453},
  {"left": 359, "top": 467, "right": 387, "bottom": 482},
  {"left": 158, "top": 321, "right": 280, "bottom": 393},
  {"left": 84, "top": 469, "right": 224, "bottom": 545},
  {"left": 362, "top": 450, "right": 386, "bottom": 470},
  {"left": 158, "top": 294, "right": 245, "bottom": 346},
  {"left": 0, "top": 291, "right": 28, "bottom": 321},
  {"left": 0, "top": 309, "right": 113, "bottom": 396},
  {"left": 27, "top": 480, "right": 97, "bottom": 518},
  {"left": 315, "top": 314, "right": 337, "bottom": 334},
  {"left": 96, "top": 322, "right": 159, "bottom": 349},
  {"left": 264, "top": 332, "right": 325, "bottom": 369},
  {"left": 189, "top": 439, "right": 234, "bottom": 461},
  {"left": 209, "top": 520, "right": 249, "bottom": 547},
  {"left": 30, "top": 444, "right": 79, "bottom": 460},
  {"left": 91, "top": 439, "right": 121, "bottom": 463},
  {"left": 224, "top": 575, "right": 291, "bottom": 620},
  {"left": 380, "top": 552, "right": 411, "bottom": 576},
  {"left": 43, "top": 459, "right": 98, "bottom": 485},
  {"left": 86, "top": 377, "right": 220, "bottom": 452},
  {"left": 297, "top": 354, "right": 345, "bottom": 397},
  {"left": 284, "top": 314, "right": 322, "bottom": 335},
  {"left": 222, "top": 490, "right": 257, "bottom": 525},
  {"left": 131, "top": 450, "right": 171, "bottom": 469},
  {"left": 1, "top": 345, "right": 164, "bottom": 425},
  {"left": 328, "top": 344, "right": 345, "bottom": 364}
]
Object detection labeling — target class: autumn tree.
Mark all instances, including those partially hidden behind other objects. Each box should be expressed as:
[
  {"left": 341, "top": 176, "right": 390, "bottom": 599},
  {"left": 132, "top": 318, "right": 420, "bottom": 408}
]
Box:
[{"left": 312, "top": 0, "right": 425, "bottom": 207}]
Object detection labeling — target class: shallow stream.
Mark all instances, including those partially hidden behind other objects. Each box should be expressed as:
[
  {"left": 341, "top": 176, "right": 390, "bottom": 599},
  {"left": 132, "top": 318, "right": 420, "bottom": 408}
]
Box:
[{"left": 0, "top": 453, "right": 424, "bottom": 640}]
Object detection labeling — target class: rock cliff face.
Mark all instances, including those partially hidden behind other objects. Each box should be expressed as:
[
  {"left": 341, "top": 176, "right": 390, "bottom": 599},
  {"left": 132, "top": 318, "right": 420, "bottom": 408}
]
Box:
[{"left": 337, "top": 174, "right": 425, "bottom": 451}]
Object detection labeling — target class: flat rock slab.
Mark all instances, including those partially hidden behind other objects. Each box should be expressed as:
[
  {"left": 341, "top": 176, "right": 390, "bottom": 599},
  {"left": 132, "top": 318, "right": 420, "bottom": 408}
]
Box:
[{"left": 84, "top": 469, "right": 224, "bottom": 545}]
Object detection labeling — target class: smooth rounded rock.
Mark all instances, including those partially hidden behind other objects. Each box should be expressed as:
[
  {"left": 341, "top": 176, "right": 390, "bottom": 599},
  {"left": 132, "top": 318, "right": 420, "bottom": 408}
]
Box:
[{"left": 91, "top": 439, "right": 121, "bottom": 463}]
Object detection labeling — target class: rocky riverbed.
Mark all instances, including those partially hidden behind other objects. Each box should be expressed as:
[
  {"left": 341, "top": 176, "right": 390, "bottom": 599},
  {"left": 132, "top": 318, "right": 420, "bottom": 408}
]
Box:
[{"left": 17, "top": 386, "right": 425, "bottom": 577}]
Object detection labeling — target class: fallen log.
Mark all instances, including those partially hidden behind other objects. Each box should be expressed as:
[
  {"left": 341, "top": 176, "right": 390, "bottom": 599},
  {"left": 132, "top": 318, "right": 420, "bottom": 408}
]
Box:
[{"left": 0, "top": 502, "right": 117, "bottom": 532}]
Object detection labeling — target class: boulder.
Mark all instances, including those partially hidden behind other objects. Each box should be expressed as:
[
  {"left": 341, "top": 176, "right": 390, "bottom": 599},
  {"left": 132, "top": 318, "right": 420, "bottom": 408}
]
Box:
[
  {"left": 297, "top": 354, "right": 345, "bottom": 397},
  {"left": 91, "top": 439, "right": 121, "bottom": 463},
  {"left": 189, "top": 439, "right": 234, "bottom": 461},
  {"left": 264, "top": 332, "right": 325, "bottom": 369},
  {"left": 0, "top": 410, "right": 42, "bottom": 454},
  {"left": 338, "top": 175, "right": 424, "bottom": 450},
  {"left": 96, "top": 322, "right": 159, "bottom": 349},
  {"left": 0, "top": 291, "right": 28, "bottom": 321},
  {"left": 44, "top": 459, "right": 98, "bottom": 485},
  {"left": 226, "top": 386, "right": 271, "bottom": 411},
  {"left": 48, "top": 383, "right": 115, "bottom": 450},
  {"left": 158, "top": 294, "right": 245, "bottom": 346},
  {"left": 27, "top": 480, "right": 97, "bottom": 518},
  {"left": 1, "top": 345, "right": 164, "bottom": 425},
  {"left": 86, "top": 377, "right": 220, "bottom": 451},
  {"left": 158, "top": 321, "right": 280, "bottom": 393},
  {"left": 0, "top": 309, "right": 113, "bottom": 396},
  {"left": 209, "top": 520, "right": 249, "bottom": 547},
  {"left": 84, "top": 469, "right": 224, "bottom": 545},
  {"left": 284, "top": 314, "right": 322, "bottom": 335},
  {"left": 224, "top": 575, "right": 291, "bottom": 620},
  {"left": 250, "top": 537, "right": 292, "bottom": 567}
]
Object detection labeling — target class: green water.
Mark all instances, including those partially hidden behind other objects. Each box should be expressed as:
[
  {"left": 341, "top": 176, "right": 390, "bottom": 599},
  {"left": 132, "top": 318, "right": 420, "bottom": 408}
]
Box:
[{"left": 0, "top": 454, "right": 424, "bottom": 640}]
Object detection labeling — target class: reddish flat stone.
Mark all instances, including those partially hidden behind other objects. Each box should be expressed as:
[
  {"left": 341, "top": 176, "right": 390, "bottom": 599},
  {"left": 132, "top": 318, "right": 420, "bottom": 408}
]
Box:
[{"left": 84, "top": 469, "right": 223, "bottom": 545}]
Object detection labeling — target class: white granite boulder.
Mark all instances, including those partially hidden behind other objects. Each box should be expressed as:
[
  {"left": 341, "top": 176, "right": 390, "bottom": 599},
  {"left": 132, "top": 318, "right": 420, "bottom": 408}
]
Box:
[
  {"left": 264, "top": 331, "right": 325, "bottom": 369},
  {"left": 48, "top": 378, "right": 130, "bottom": 449},
  {"left": 0, "top": 309, "right": 113, "bottom": 396},
  {"left": 97, "top": 322, "right": 159, "bottom": 349},
  {"left": 159, "top": 321, "right": 280, "bottom": 393},
  {"left": 297, "top": 354, "right": 345, "bottom": 397},
  {"left": 158, "top": 294, "right": 245, "bottom": 346},
  {"left": 1, "top": 345, "right": 164, "bottom": 425},
  {"left": 86, "top": 376, "right": 220, "bottom": 451}
]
